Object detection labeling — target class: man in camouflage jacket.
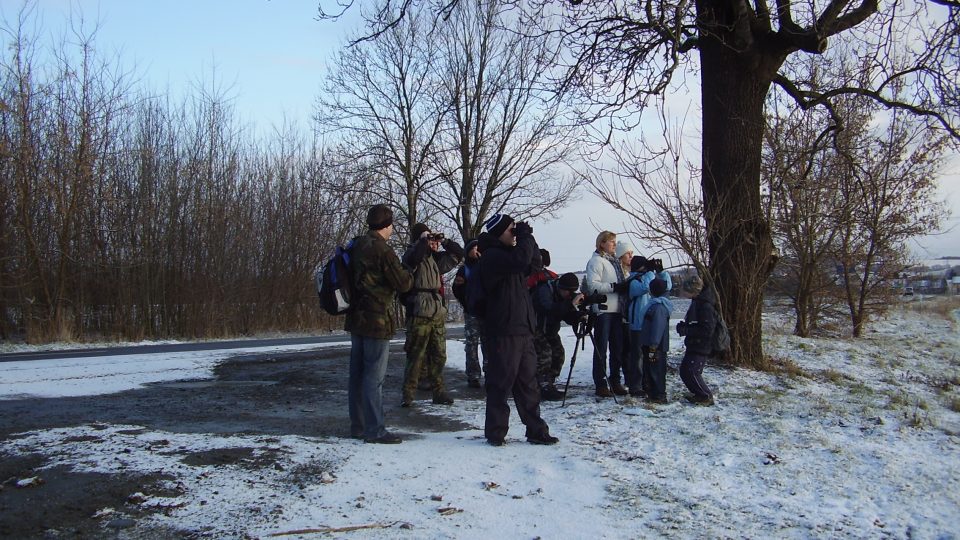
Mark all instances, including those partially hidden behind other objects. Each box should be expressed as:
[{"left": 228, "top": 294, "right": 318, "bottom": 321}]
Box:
[
  {"left": 400, "top": 223, "right": 463, "bottom": 406},
  {"left": 344, "top": 204, "right": 413, "bottom": 444}
]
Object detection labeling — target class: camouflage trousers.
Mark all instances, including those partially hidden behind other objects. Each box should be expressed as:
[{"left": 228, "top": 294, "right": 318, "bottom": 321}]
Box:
[
  {"left": 403, "top": 315, "right": 448, "bottom": 399},
  {"left": 533, "top": 330, "right": 565, "bottom": 385},
  {"left": 464, "top": 314, "right": 486, "bottom": 382}
]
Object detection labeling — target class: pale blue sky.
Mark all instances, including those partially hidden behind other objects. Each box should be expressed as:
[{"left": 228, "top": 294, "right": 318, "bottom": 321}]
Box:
[
  {"left": 15, "top": 0, "right": 356, "bottom": 129},
  {"left": 6, "top": 0, "right": 958, "bottom": 265}
]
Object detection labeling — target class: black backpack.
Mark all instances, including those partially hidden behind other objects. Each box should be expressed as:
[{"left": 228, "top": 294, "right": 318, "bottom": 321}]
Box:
[
  {"left": 463, "top": 263, "right": 485, "bottom": 316},
  {"left": 315, "top": 239, "right": 356, "bottom": 315},
  {"left": 712, "top": 307, "right": 731, "bottom": 352}
]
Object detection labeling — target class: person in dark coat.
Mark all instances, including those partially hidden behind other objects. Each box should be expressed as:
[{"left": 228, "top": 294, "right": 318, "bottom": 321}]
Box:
[
  {"left": 676, "top": 275, "right": 717, "bottom": 406},
  {"left": 479, "top": 214, "right": 558, "bottom": 446},
  {"left": 345, "top": 204, "right": 414, "bottom": 443},
  {"left": 452, "top": 238, "right": 485, "bottom": 387},
  {"left": 532, "top": 272, "right": 584, "bottom": 400}
]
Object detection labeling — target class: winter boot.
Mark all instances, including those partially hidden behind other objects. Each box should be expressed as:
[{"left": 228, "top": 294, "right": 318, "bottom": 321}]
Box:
[
  {"left": 685, "top": 394, "right": 714, "bottom": 406},
  {"left": 540, "top": 384, "right": 566, "bottom": 401},
  {"left": 595, "top": 381, "right": 614, "bottom": 398},
  {"left": 610, "top": 381, "right": 629, "bottom": 396},
  {"left": 432, "top": 392, "right": 454, "bottom": 405},
  {"left": 526, "top": 431, "right": 559, "bottom": 445}
]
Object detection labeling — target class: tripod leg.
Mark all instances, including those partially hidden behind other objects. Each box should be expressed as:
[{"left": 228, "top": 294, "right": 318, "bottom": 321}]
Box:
[
  {"left": 585, "top": 330, "right": 618, "bottom": 404},
  {"left": 606, "top": 375, "right": 619, "bottom": 405},
  {"left": 561, "top": 334, "right": 583, "bottom": 408}
]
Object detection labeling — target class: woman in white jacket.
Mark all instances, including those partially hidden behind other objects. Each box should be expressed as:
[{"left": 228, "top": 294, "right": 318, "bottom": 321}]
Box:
[{"left": 584, "top": 231, "right": 630, "bottom": 397}]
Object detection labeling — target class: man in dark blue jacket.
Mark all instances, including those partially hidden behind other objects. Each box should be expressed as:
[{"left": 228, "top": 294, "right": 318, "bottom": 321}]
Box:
[
  {"left": 479, "top": 214, "right": 557, "bottom": 446},
  {"left": 676, "top": 275, "right": 718, "bottom": 406},
  {"left": 452, "top": 238, "right": 484, "bottom": 388}
]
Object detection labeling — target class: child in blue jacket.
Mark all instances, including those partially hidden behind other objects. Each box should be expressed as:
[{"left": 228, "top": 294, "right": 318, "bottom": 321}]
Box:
[
  {"left": 637, "top": 278, "right": 672, "bottom": 402},
  {"left": 625, "top": 256, "right": 672, "bottom": 396}
]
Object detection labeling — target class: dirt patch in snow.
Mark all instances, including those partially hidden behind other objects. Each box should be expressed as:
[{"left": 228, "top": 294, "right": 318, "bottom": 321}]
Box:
[{"left": 0, "top": 345, "right": 478, "bottom": 538}]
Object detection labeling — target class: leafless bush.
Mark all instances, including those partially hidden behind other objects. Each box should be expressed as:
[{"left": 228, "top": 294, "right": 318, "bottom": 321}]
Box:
[{"left": 0, "top": 9, "right": 366, "bottom": 342}]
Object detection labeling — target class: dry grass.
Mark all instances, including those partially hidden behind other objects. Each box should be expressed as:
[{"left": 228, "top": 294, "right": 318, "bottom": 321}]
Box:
[
  {"left": 949, "top": 397, "right": 960, "bottom": 414},
  {"left": 900, "top": 295, "right": 960, "bottom": 320},
  {"left": 823, "top": 368, "right": 847, "bottom": 384},
  {"left": 762, "top": 354, "right": 808, "bottom": 378}
]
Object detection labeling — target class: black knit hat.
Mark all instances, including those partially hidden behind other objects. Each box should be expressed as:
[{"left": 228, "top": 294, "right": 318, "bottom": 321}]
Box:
[
  {"left": 540, "top": 249, "right": 551, "bottom": 267},
  {"left": 649, "top": 278, "right": 668, "bottom": 297},
  {"left": 630, "top": 255, "right": 649, "bottom": 273},
  {"left": 411, "top": 222, "right": 430, "bottom": 242},
  {"left": 464, "top": 238, "right": 479, "bottom": 254},
  {"left": 484, "top": 213, "right": 514, "bottom": 238},
  {"left": 367, "top": 204, "right": 394, "bottom": 230},
  {"left": 558, "top": 272, "right": 580, "bottom": 291}
]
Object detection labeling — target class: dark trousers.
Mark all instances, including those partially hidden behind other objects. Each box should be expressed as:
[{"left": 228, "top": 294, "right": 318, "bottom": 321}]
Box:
[
  {"left": 533, "top": 330, "right": 565, "bottom": 385},
  {"left": 484, "top": 334, "right": 549, "bottom": 442},
  {"left": 591, "top": 313, "right": 624, "bottom": 386},
  {"left": 680, "top": 351, "right": 713, "bottom": 398},
  {"left": 626, "top": 329, "right": 644, "bottom": 395},
  {"left": 642, "top": 346, "right": 668, "bottom": 399}
]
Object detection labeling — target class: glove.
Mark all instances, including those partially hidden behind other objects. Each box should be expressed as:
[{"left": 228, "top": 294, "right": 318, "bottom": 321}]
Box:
[
  {"left": 676, "top": 321, "right": 687, "bottom": 336},
  {"left": 612, "top": 281, "right": 628, "bottom": 294},
  {"left": 514, "top": 221, "right": 533, "bottom": 237}
]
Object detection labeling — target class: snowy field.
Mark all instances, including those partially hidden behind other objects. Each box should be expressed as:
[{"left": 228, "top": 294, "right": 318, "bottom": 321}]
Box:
[{"left": 2, "top": 300, "right": 959, "bottom": 539}]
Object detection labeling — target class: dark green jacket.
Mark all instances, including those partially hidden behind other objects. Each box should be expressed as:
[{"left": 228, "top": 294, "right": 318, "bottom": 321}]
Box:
[{"left": 344, "top": 230, "right": 413, "bottom": 339}]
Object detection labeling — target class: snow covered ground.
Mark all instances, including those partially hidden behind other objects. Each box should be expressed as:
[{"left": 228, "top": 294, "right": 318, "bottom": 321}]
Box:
[{"left": 2, "top": 300, "right": 959, "bottom": 539}]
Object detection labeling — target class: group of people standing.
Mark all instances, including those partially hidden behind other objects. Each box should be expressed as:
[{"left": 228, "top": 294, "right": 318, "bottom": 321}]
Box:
[
  {"left": 343, "top": 203, "right": 717, "bottom": 446},
  {"left": 343, "top": 204, "right": 556, "bottom": 446},
  {"left": 582, "top": 230, "right": 716, "bottom": 406}
]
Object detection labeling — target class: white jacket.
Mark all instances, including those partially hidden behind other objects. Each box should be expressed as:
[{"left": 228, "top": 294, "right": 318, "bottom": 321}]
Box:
[{"left": 584, "top": 251, "right": 621, "bottom": 314}]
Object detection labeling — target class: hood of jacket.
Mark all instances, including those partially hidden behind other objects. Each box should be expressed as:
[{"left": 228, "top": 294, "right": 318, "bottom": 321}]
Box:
[
  {"left": 648, "top": 295, "right": 674, "bottom": 312},
  {"left": 696, "top": 284, "right": 718, "bottom": 307}
]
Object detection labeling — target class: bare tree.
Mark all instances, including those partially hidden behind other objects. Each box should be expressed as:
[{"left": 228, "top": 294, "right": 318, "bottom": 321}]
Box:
[
  {"left": 315, "top": 6, "right": 447, "bottom": 233},
  {"left": 549, "top": 0, "right": 958, "bottom": 366},
  {"left": 0, "top": 6, "right": 375, "bottom": 342},
  {"left": 580, "top": 110, "right": 709, "bottom": 269},
  {"left": 763, "top": 75, "right": 850, "bottom": 338},
  {"left": 321, "top": 0, "right": 959, "bottom": 366},
  {"left": 830, "top": 104, "right": 949, "bottom": 337},
  {"left": 427, "top": 0, "right": 579, "bottom": 240}
]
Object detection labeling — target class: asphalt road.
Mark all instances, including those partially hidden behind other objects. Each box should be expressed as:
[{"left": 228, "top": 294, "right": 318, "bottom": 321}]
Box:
[
  {"left": 0, "top": 327, "right": 466, "bottom": 362},
  {"left": 0, "top": 331, "right": 478, "bottom": 539}
]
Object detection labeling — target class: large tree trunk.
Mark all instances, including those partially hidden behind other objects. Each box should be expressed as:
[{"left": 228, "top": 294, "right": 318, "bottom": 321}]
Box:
[{"left": 697, "top": 14, "right": 781, "bottom": 369}]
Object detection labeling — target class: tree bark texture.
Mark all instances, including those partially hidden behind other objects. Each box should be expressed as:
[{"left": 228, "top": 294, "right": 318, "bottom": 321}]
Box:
[{"left": 697, "top": 0, "right": 782, "bottom": 368}]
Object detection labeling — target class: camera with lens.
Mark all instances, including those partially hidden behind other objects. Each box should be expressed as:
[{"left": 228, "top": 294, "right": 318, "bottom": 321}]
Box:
[
  {"left": 571, "top": 293, "right": 605, "bottom": 337},
  {"left": 649, "top": 258, "right": 664, "bottom": 273},
  {"left": 578, "top": 291, "right": 607, "bottom": 312},
  {"left": 582, "top": 291, "right": 607, "bottom": 305}
]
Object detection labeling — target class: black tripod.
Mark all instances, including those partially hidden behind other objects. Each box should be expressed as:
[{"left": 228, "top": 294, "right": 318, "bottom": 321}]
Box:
[{"left": 561, "top": 312, "right": 618, "bottom": 407}]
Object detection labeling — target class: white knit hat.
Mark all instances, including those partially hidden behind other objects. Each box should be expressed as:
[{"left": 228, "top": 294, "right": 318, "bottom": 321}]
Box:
[{"left": 615, "top": 241, "right": 634, "bottom": 258}]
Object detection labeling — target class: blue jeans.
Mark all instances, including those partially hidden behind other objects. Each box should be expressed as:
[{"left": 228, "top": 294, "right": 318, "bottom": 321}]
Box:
[
  {"left": 349, "top": 334, "right": 391, "bottom": 440},
  {"left": 591, "top": 313, "right": 624, "bottom": 386}
]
